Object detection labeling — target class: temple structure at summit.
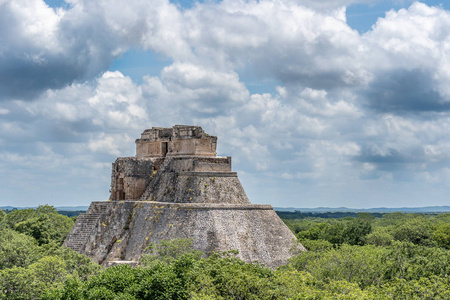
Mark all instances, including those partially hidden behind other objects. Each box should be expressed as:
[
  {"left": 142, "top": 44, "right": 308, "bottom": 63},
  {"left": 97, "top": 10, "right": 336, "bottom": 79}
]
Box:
[{"left": 64, "top": 125, "right": 303, "bottom": 268}]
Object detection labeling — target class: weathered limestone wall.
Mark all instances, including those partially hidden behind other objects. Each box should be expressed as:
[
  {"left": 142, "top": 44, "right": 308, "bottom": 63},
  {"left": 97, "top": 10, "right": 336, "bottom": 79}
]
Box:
[
  {"left": 135, "top": 126, "right": 217, "bottom": 158},
  {"left": 167, "top": 138, "right": 216, "bottom": 157},
  {"left": 79, "top": 201, "right": 301, "bottom": 268},
  {"left": 110, "top": 157, "right": 162, "bottom": 200},
  {"left": 140, "top": 127, "right": 172, "bottom": 140},
  {"left": 136, "top": 141, "right": 167, "bottom": 158},
  {"left": 168, "top": 157, "right": 231, "bottom": 172},
  {"left": 139, "top": 169, "right": 250, "bottom": 204},
  {"left": 83, "top": 201, "right": 135, "bottom": 264}
]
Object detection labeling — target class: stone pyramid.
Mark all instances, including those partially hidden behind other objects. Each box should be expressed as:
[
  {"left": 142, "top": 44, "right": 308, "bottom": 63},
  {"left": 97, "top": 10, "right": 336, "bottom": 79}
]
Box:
[{"left": 64, "top": 125, "right": 303, "bottom": 268}]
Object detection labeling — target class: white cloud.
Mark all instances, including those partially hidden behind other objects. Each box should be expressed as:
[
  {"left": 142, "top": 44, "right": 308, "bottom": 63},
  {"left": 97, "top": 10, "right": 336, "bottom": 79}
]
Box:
[
  {"left": 88, "top": 133, "right": 133, "bottom": 156},
  {"left": 20, "top": 71, "right": 147, "bottom": 130},
  {"left": 0, "top": 0, "right": 183, "bottom": 99},
  {"left": 0, "top": 0, "right": 63, "bottom": 53},
  {"left": 364, "top": 2, "right": 450, "bottom": 99},
  {"left": 141, "top": 63, "right": 249, "bottom": 121},
  {"left": 293, "top": 0, "right": 383, "bottom": 11},
  {"left": 2, "top": 0, "right": 450, "bottom": 207}
]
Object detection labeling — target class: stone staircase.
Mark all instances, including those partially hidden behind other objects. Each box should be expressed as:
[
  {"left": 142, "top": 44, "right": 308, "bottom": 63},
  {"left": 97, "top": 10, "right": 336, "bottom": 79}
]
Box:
[
  {"left": 139, "top": 185, "right": 152, "bottom": 201},
  {"left": 64, "top": 202, "right": 112, "bottom": 253},
  {"left": 139, "top": 158, "right": 171, "bottom": 201}
]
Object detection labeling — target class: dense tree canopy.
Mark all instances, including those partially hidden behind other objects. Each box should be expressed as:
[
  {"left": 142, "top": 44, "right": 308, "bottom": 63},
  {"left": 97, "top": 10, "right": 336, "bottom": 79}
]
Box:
[
  {"left": 0, "top": 206, "right": 100, "bottom": 300},
  {"left": 1, "top": 208, "right": 450, "bottom": 299},
  {"left": 0, "top": 229, "right": 40, "bottom": 270}
]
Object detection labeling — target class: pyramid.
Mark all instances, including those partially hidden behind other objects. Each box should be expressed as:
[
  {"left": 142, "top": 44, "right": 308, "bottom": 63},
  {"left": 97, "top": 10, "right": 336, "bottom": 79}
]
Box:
[{"left": 64, "top": 125, "right": 303, "bottom": 268}]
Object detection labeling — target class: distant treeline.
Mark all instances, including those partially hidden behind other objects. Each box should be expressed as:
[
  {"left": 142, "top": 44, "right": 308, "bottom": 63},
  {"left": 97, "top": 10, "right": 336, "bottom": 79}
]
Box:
[
  {"left": 2, "top": 209, "right": 85, "bottom": 218},
  {"left": 56, "top": 210, "right": 86, "bottom": 217},
  {"left": 276, "top": 210, "right": 385, "bottom": 219}
]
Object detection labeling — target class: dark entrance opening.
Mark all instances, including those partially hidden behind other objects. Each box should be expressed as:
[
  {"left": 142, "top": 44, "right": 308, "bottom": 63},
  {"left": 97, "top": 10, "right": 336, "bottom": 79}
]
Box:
[
  {"left": 162, "top": 142, "right": 168, "bottom": 157},
  {"left": 117, "top": 178, "right": 125, "bottom": 200}
]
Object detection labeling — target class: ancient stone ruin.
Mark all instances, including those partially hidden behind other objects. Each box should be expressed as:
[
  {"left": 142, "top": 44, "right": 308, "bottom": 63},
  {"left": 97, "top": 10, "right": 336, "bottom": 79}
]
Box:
[{"left": 64, "top": 125, "right": 303, "bottom": 268}]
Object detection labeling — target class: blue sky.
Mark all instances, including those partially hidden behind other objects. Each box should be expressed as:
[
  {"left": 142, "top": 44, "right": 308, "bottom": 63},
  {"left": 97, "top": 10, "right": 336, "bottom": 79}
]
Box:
[{"left": 1, "top": 0, "right": 450, "bottom": 208}]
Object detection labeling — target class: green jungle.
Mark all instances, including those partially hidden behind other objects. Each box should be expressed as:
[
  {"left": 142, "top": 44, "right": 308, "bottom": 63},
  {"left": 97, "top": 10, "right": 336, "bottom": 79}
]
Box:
[{"left": 1, "top": 206, "right": 450, "bottom": 299}]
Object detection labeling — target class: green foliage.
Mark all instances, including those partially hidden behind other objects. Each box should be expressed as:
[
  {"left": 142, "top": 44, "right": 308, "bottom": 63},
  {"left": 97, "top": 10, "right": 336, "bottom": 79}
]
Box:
[
  {"left": 383, "top": 241, "right": 450, "bottom": 281},
  {"left": 277, "top": 211, "right": 384, "bottom": 220},
  {"left": 141, "top": 238, "right": 203, "bottom": 265},
  {"left": 371, "top": 212, "right": 417, "bottom": 228},
  {"left": 0, "top": 206, "right": 98, "bottom": 299},
  {"left": 321, "top": 221, "right": 347, "bottom": 245},
  {"left": 372, "top": 276, "right": 450, "bottom": 299},
  {"left": 391, "top": 217, "right": 434, "bottom": 245},
  {"left": 296, "top": 217, "right": 372, "bottom": 246},
  {"left": 0, "top": 266, "right": 36, "bottom": 300},
  {"left": 41, "top": 278, "right": 85, "bottom": 300},
  {"left": 0, "top": 247, "right": 100, "bottom": 299},
  {"left": 36, "top": 205, "right": 58, "bottom": 215},
  {"left": 291, "top": 244, "right": 387, "bottom": 288},
  {"left": 432, "top": 223, "right": 450, "bottom": 249},
  {"left": 44, "top": 259, "right": 195, "bottom": 300},
  {"left": 344, "top": 218, "right": 372, "bottom": 245},
  {"left": 15, "top": 214, "right": 73, "bottom": 245},
  {"left": 34, "top": 238, "right": 450, "bottom": 300},
  {"left": 45, "top": 252, "right": 279, "bottom": 300},
  {"left": 15, "top": 209, "right": 74, "bottom": 246},
  {"left": 365, "top": 227, "right": 394, "bottom": 246},
  {"left": 0, "top": 228, "right": 40, "bottom": 269},
  {"left": 42, "top": 244, "right": 102, "bottom": 280},
  {"left": 0, "top": 210, "right": 6, "bottom": 223},
  {"left": 300, "top": 239, "right": 334, "bottom": 252},
  {"left": 192, "top": 252, "right": 275, "bottom": 299},
  {"left": 49, "top": 249, "right": 450, "bottom": 300},
  {"left": 288, "top": 212, "right": 450, "bottom": 298},
  {"left": 28, "top": 256, "right": 69, "bottom": 290},
  {"left": 2, "top": 205, "right": 74, "bottom": 246},
  {"left": 297, "top": 222, "right": 330, "bottom": 240},
  {"left": 0, "top": 256, "right": 70, "bottom": 300},
  {"left": 3, "top": 208, "right": 38, "bottom": 229},
  {"left": 290, "top": 239, "right": 450, "bottom": 292},
  {"left": 3, "top": 208, "right": 450, "bottom": 299}
]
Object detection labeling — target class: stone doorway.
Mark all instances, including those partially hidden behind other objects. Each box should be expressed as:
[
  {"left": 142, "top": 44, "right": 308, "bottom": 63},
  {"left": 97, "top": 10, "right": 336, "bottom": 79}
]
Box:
[
  {"left": 161, "top": 142, "right": 168, "bottom": 157},
  {"left": 117, "top": 178, "right": 125, "bottom": 200}
]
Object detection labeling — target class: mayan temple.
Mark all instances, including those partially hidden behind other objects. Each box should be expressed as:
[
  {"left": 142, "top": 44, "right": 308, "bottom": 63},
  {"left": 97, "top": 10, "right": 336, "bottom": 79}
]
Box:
[{"left": 64, "top": 125, "right": 303, "bottom": 268}]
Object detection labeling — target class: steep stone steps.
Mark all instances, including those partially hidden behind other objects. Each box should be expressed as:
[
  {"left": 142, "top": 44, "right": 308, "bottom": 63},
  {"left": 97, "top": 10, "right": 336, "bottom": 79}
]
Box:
[
  {"left": 139, "top": 171, "right": 164, "bottom": 201},
  {"left": 64, "top": 202, "right": 112, "bottom": 253},
  {"left": 139, "top": 187, "right": 152, "bottom": 201}
]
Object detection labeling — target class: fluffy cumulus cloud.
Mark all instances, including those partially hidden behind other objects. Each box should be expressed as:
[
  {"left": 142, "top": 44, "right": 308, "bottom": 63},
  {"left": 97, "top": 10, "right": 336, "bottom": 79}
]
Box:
[
  {"left": 1, "top": 0, "right": 450, "bottom": 207},
  {"left": 363, "top": 3, "right": 450, "bottom": 111}
]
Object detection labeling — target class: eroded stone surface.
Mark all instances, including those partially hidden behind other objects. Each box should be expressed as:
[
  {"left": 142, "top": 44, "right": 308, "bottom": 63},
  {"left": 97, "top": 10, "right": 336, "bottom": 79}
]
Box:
[{"left": 136, "top": 125, "right": 217, "bottom": 158}]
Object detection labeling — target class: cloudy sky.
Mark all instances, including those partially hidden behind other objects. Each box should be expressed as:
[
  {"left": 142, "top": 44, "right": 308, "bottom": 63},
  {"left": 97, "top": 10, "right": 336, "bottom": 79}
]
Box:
[{"left": 1, "top": 0, "right": 450, "bottom": 208}]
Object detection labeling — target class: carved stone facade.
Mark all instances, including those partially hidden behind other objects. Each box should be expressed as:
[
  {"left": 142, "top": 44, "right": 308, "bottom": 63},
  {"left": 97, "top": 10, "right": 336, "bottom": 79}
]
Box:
[
  {"left": 135, "top": 125, "right": 217, "bottom": 158},
  {"left": 110, "top": 126, "right": 220, "bottom": 201},
  {"left": 64, "top": 125, "right": 304, "bottom": 268},
  {"left": 110, "top": 157, "right": 160, "bottom": 201}
]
